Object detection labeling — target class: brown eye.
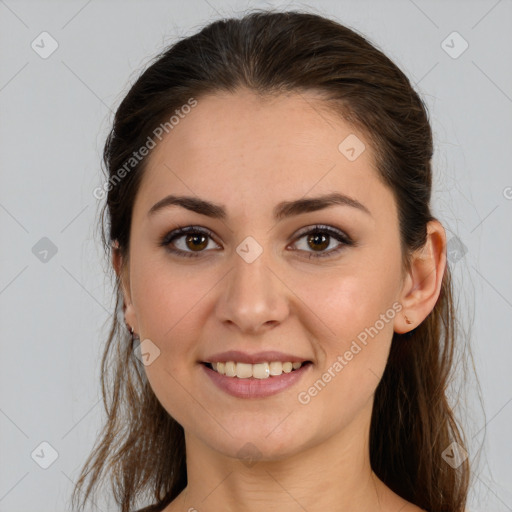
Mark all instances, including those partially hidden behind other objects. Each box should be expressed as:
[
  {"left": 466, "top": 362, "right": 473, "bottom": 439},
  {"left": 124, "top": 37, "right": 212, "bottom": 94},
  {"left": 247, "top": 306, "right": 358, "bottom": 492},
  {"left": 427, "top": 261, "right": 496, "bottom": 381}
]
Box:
[
  {"left": 161, "top": 226, "right": 219, "bottom": 258},
  {"left": 306, "top": 232, "right": 330, "bottom": 252},
  {"left": 185, "top": 233, "right": 208, "bottom": 251},
  {"left": 291, "top": 225, "right": 354, "bottom": 259}
]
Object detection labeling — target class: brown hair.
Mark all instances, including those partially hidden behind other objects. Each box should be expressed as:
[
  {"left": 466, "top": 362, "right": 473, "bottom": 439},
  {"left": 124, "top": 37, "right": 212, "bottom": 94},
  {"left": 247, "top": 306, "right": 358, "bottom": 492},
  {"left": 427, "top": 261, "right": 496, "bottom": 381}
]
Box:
[{"left": 72, "top": 9, "right": 476, "bottom": 512}]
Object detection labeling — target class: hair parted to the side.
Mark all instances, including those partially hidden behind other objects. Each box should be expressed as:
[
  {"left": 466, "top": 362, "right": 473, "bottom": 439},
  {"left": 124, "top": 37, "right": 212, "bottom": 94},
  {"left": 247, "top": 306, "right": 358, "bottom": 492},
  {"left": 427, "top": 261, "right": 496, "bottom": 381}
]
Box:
[{"left": 72, "top": 9, "right": 476, "bottom": 512}]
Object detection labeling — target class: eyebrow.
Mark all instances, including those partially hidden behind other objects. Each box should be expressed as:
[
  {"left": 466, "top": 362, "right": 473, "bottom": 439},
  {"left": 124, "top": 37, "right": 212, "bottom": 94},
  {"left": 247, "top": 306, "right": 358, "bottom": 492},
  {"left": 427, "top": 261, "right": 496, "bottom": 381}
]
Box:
[{"left": 147, "top": 192, "right": 372, "bottom": 220}]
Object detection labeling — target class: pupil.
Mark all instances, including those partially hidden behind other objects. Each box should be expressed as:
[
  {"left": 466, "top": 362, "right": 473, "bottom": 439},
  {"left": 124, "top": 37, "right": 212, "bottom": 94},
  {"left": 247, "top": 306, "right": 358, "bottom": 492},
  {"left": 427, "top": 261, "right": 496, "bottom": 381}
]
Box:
[
  {"left": 187, "top": 234, "right": 207, "bottom": 250},
  {"left": 309, "top": 233, "right": 329, "bottom": 251}
]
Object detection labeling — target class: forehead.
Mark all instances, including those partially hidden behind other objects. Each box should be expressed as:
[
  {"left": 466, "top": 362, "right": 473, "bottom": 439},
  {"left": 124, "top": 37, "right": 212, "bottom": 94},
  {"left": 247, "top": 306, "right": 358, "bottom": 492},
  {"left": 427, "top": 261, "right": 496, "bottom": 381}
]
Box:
[
  {"left": 152, "top": 88, "right": 372, "bottom": 163},
  {"left": 134, "top": 88, "right": 393, "bottom": 224}
]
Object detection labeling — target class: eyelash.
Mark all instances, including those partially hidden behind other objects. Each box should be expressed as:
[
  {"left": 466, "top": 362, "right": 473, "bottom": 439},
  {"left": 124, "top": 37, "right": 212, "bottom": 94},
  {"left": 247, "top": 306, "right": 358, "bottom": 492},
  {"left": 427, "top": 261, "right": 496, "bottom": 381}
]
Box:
[{"left": 160, "top": 224, "right": 354, "bottom": 260}]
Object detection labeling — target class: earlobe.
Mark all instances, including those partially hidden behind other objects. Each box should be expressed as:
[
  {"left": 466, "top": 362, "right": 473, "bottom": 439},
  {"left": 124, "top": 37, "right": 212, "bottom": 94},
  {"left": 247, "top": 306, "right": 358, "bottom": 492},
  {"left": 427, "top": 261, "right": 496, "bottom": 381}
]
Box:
[
  {"left": 112, "top": 245, "right": 129, "bottom": 300},
  {"left": 112, "top": 243, "right": 121, "bottom": 277},
  {"left": 394, "top": 220, "right": 447, "bottom": 334},
  {"left": 112, "top": 244, "right": 139, "bottom": 335}
]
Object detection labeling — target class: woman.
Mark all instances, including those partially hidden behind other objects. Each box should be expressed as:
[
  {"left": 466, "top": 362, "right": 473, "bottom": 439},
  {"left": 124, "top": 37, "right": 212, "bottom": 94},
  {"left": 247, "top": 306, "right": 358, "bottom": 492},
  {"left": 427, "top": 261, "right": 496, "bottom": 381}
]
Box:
[{"left": 72, "top": 10, "right": 471, "bottom": 512}]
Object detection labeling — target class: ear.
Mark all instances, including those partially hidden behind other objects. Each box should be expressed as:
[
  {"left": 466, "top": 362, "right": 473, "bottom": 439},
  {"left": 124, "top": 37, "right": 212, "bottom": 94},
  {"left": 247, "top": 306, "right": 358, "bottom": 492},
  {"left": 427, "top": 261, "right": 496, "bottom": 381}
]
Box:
[
  {"left": 394, "top": 220, "right": 447, "bottom": 334},
  {"left": 112, "top": 243, "right": 138, "bottom": 335}
]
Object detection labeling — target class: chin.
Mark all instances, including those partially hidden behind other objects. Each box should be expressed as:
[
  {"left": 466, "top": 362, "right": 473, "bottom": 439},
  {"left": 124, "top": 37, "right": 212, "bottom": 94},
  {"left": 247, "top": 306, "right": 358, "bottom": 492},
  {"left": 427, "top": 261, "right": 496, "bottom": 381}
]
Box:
[{"left": 192, "top": 416, "right": 317, "bottom": 464}]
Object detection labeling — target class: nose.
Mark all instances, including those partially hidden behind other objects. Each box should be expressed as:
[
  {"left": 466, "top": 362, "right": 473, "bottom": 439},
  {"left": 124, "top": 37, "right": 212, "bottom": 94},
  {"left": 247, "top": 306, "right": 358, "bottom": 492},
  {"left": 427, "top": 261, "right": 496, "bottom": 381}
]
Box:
[{"left": 215, "top": 245, "right": 290, "bottom": 334}]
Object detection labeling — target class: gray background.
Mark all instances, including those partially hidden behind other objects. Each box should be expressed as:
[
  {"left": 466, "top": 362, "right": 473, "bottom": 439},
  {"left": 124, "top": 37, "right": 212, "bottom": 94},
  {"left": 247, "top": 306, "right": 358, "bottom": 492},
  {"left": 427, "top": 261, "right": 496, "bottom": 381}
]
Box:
[{"left": 0, "top": 0, "right": 511, "bottom": 510}]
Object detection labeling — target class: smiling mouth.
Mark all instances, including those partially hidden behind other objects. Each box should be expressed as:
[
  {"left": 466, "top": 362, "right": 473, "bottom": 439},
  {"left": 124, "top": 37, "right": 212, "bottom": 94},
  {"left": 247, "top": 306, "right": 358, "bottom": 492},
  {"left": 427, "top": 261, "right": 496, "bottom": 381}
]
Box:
[{"left": 202, "top": 360, "right": 312, "bottom": 379}]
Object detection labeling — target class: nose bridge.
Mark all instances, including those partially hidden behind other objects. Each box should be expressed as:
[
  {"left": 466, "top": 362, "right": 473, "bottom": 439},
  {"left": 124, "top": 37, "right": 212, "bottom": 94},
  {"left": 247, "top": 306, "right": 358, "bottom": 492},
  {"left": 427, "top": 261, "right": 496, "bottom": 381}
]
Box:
[{"left": 216, "top": 236, "right": 288, "bottom": 332}]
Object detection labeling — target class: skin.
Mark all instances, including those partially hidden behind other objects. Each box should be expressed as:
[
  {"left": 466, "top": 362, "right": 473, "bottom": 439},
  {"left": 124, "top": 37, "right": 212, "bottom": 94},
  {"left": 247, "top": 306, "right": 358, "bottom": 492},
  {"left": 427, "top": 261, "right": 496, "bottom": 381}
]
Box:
[{"left": 113, "top": 88, "right": 445, "bottom": 512}]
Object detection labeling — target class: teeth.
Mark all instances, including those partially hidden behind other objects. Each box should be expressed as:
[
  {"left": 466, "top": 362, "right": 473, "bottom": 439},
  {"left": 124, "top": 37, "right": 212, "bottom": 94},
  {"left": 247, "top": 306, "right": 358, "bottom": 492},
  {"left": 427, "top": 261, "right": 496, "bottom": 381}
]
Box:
[
  {"left": 236, "top": 362, "right": 254, "bottom": 379},
  {"left": 209, "top": 361, "right": 306, "bottom": 379},
  {"left": 224, "top": 361, "right": 236, "bottom": 377}
]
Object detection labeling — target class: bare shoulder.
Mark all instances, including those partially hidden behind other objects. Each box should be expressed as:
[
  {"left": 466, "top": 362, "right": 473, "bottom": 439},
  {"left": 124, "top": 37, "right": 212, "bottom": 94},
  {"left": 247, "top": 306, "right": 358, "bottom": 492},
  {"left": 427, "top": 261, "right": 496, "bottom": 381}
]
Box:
[
  {"left": 382, "top": 489, "right": 427, "bottom": 511},
  {"left": 159, "top": 494, "right": 184, "bottom": 512},
  {"left": 383, "top": 492, "right": 427, "bottom": 512},
  {"left": 398, "top": 503, "right": 428, "bottom": 512},
  {"left": 400, "top": 501, "right": 428, "bottom": 511}
]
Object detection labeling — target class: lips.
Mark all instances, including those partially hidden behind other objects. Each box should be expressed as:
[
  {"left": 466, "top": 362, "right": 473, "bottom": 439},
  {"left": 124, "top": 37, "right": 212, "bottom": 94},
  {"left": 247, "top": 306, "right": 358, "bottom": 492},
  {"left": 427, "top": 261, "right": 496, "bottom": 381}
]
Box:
[
  {"left": 201, "top": 350, "right": 311, "bottom": 365},
  {"left": 204, "top": 360, "right": 312, "bottom": 379},
  {"left": 201, "top": 359, "right": 312, "bottom": 398},
  {"left": 199, "top": 349, "right": 313, "bottom": 398}
]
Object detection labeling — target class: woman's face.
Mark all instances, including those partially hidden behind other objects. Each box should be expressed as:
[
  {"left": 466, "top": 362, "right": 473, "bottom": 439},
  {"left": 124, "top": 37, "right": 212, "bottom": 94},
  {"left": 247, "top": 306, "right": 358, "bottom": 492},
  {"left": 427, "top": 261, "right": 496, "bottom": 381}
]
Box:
[{"left": 120, "top": 88, "right": 409, "bottom": 461}]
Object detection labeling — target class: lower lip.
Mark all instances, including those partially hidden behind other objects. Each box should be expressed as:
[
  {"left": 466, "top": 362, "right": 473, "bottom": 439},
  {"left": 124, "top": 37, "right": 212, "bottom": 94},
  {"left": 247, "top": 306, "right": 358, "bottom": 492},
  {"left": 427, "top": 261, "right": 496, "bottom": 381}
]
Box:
[{"left": 201, "top": 362, "right": 312, "bottom": 399}]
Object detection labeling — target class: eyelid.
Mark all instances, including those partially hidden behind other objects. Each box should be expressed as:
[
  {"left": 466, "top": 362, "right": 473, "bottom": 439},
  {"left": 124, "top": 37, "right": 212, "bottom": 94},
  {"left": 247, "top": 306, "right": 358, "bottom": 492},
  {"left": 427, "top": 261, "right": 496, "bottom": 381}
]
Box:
[
  {"left": 288, "top": 224, "right": 353, "bottom": 258},
  {"left": 161, "top": 223, "right": 353, "bottom": 258},
  {"left": 291, "top": 224, "right": 352, "bottom": 243},
  {"left": 161, "top": 225, "right": 220, "bottom": 249}
]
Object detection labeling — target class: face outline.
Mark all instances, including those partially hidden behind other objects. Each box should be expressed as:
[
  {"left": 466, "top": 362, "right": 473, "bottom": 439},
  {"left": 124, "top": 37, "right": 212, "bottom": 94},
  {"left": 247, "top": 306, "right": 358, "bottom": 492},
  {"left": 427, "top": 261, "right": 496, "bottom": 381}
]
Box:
[{"left": 114, "top": 87, "right": 446, "bottom": 465}]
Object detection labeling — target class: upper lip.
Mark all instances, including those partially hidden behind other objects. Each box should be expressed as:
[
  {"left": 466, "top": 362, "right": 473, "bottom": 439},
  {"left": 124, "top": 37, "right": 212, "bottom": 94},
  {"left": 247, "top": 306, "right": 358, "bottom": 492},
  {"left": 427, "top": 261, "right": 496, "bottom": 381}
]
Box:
[{"left": 202, "top": 350, "right": 312, "bottom": 364}]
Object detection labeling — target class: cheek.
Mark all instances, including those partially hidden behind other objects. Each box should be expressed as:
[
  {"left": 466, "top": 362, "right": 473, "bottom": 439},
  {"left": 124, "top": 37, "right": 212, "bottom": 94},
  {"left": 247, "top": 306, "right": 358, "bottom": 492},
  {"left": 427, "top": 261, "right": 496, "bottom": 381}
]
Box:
[
  {"left": 296, "top": 289, "right": 395, "bottom": 427},
  {"left": 133, "top": 266, "right": 207, "bottom": 422},
  {"left": 307, "top": 265, "right": 399, "bottom": 342},
  {"left": 132, "top": 256, "right": 208, "bottom": 341},
  {"left": 302, "top": 262, "right": 400, "bottom": 393}
]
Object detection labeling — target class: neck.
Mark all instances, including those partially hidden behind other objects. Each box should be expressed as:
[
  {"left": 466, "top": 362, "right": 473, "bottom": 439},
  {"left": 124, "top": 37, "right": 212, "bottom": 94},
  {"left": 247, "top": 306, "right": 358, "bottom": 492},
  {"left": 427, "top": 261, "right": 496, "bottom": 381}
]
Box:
[{"left": 174, "top": 401, "right": 389, "bottom": 512}]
